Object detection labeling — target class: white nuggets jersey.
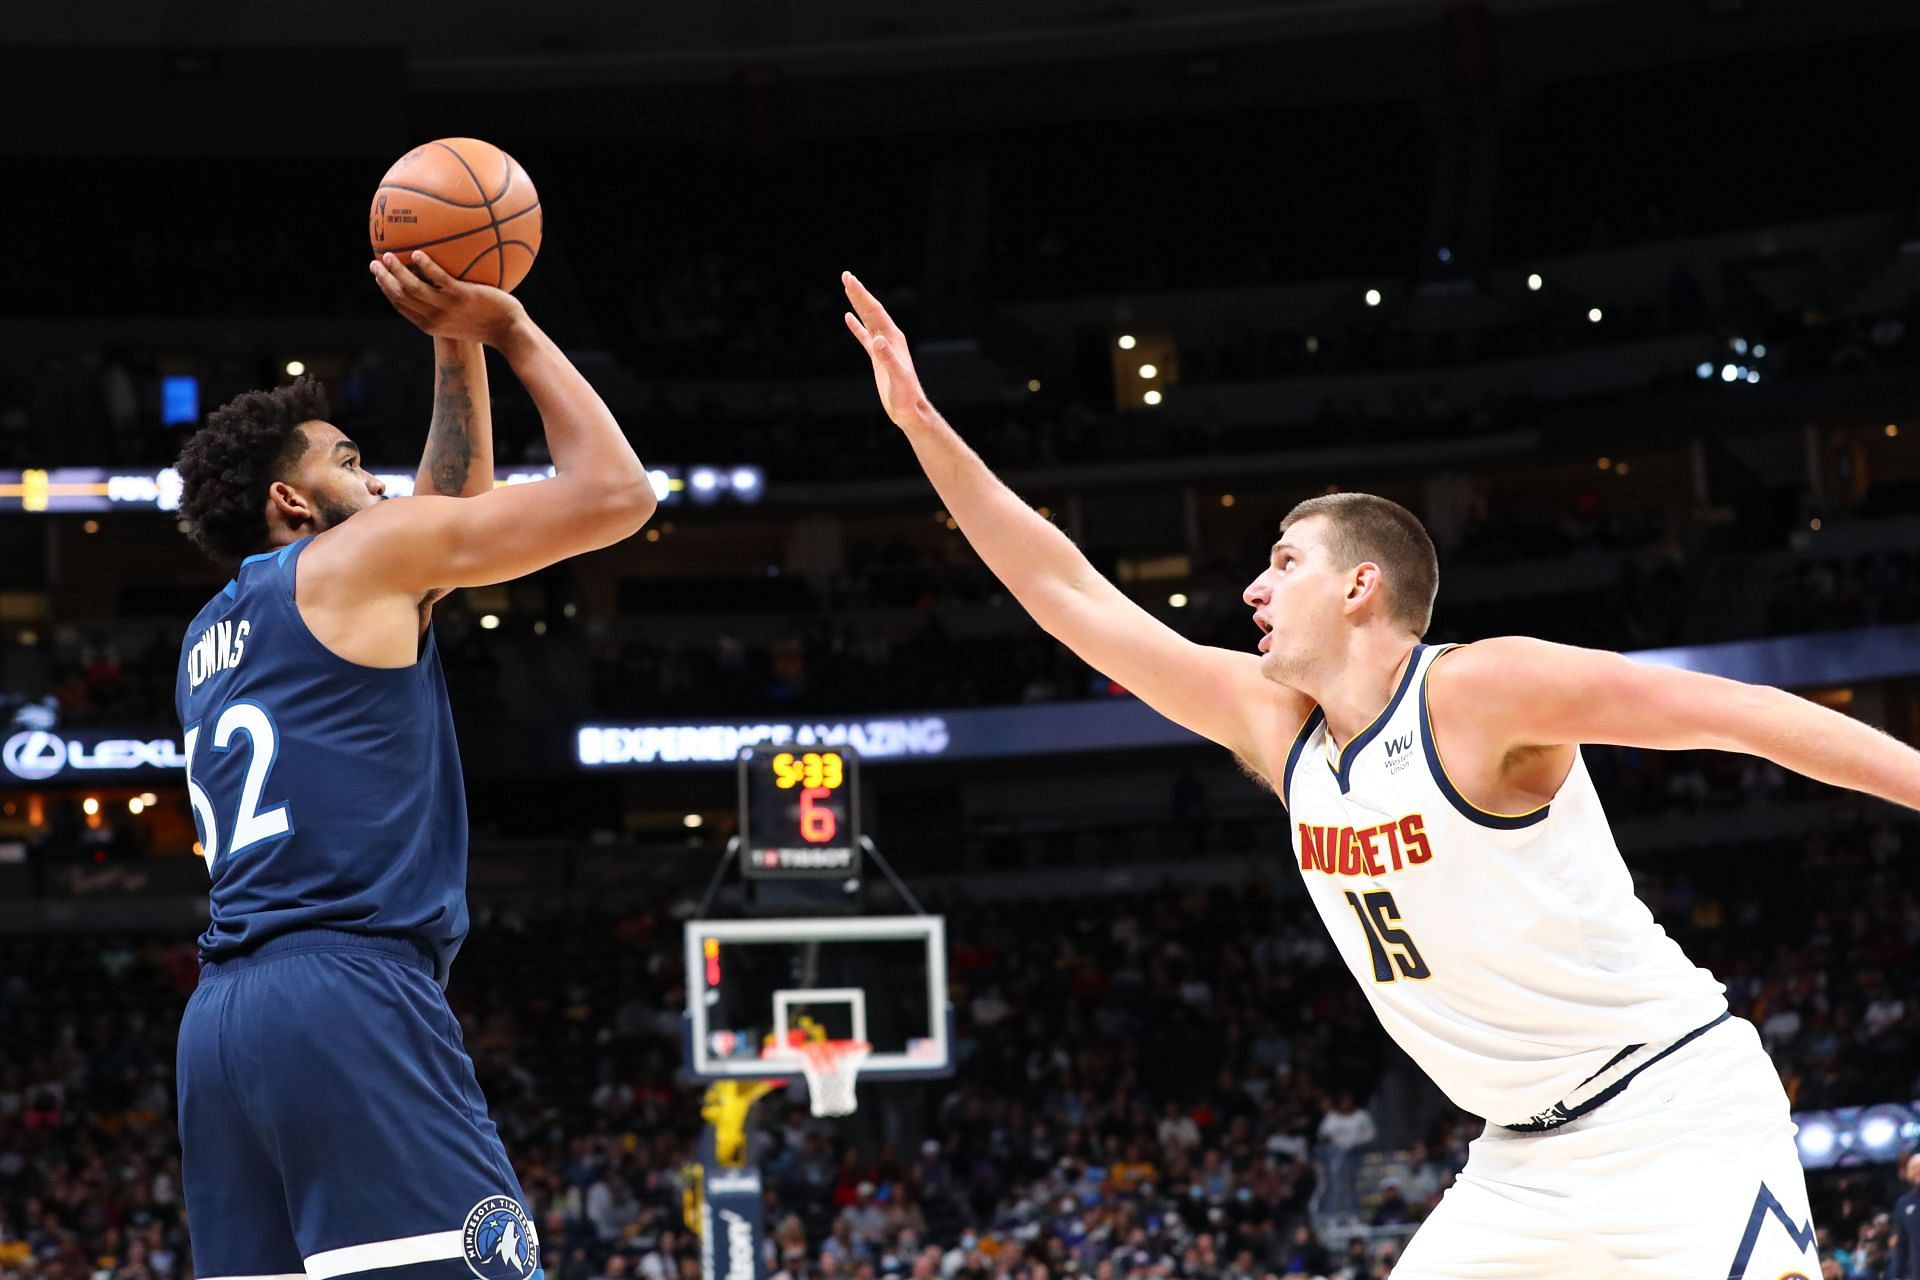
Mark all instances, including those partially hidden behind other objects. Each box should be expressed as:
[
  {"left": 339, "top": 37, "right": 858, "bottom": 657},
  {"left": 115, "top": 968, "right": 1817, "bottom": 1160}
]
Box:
[{"left": 1281, "top": 643, "right": 1727, "bottom": 1125}]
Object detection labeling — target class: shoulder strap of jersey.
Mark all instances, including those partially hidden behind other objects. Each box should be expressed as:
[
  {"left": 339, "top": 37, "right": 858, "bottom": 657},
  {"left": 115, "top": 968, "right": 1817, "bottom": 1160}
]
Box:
[
  {"left": 1417, "top": 642, "right": 1552, "bottom": 830},
  {"left": 1280, "top": 707, "right": 1326, "bottom": 808}
]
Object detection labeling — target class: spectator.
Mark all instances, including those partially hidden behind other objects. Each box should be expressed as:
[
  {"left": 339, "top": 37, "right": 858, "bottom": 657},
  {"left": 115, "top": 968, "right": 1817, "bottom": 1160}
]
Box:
[
  {"left": 1314, "top": 1094, "right": 1377, "bottom": 1222},
  {"left": 1892, "top": 1153, "right": 1920, "bottom": 1280},
  {"left": 1278, "top": 1223, "right": 1331, "bottom": 1277}
]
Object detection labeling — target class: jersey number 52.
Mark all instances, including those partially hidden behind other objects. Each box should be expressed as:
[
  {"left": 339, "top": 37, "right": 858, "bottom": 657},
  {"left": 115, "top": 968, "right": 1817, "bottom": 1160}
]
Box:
[{"left": 183, "top": 701, "right": 292, "bottom": 872}]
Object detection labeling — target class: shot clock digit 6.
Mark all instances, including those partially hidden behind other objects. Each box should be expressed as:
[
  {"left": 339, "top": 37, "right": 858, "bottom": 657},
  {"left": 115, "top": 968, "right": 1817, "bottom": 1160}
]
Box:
[{"left": 737, "top": 744, "right": 861, "bottom": 879}]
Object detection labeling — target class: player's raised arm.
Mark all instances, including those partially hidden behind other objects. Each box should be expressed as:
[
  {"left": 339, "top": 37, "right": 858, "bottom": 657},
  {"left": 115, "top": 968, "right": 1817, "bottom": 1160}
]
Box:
[
  {"left": 842, "top": 271, "right": 1308, "bottom": 773},
  {"left": 1432, "top": 636, "right": 1920, "bottom": 812},
  {"left": 325, "top": 251, "right": 656, "bottom": 594},
  {"left": 415, "top": 338, "right": 494, "bottom": 500}
]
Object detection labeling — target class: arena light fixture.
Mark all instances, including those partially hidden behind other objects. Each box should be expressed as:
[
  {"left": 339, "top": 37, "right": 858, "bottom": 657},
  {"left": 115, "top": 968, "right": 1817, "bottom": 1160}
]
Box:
[
  {"left": 1143, "top": 389, "right": 1164, "bottom": 406},
  {"left": 479, "top": 614, "right": 501, "bottom": 630},
  {"left": 1696, "top": 362, "right": 1714, "bottom": 379},
  {"left": 1796, "top": 1121, "right": 1837, "bottom": 1163},
  {"left": 1731, "top": 338, "right": 1748, "bottom": 355},
  {"left": 1117, "top": 335, "right": 1137, "bottom": 350},
  {"left": 128, "top": 798, "right": 145, "bottom": 815},
  {"left": 1168, "top": 593, "right": 1189, "bottom": 608},
  {"left": 1527, "top": 273, "right": 1543, "bottom": 292},
  {"left": 285, "top": 360, "right": 306, "bottom": 377},
  {"left": 684, "top": 814, "right": 705, "bottom": 829},
  {"left": 1721, "top": 365, "right": 1739, "bottom": 382},
  {"left": 1138, "top": 363, "right": 1158, "bottom": 380},
  {"left": 1587, "top": 308, "right": 1603, "bottom": 323},
  {"left": 1364, "top": 289, "right": 1382, "bottom": 307},
  {"left": 1027, "top": 379, "right": 1042, "bottom": 393},
  {"left": 1752, "top": 343, "right": 1767, "bottom": 358}
]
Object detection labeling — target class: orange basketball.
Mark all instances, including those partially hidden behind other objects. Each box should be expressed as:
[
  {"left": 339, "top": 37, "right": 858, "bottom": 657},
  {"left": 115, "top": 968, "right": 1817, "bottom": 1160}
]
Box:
[{"left": 368, "top": 138, "right": 542, "bottom": 292}]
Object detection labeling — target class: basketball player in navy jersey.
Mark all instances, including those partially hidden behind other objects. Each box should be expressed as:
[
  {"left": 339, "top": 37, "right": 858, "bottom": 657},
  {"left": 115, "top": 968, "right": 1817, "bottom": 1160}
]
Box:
[
  {"left": 843, "top": 272, "right": 1920, "bottom": 1278},
  {"left": 172, "top": 250, "right": 654, "bottom": 1280}
]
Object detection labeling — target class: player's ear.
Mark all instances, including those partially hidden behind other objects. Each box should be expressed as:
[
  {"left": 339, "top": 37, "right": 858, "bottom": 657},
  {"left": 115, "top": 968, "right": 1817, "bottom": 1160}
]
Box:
[
  {"left": 267, "top": 480, "right": 312, "bottom": 523},
  {"left": 1345, "top": 562, "right": 1383, "bottom": 614}
]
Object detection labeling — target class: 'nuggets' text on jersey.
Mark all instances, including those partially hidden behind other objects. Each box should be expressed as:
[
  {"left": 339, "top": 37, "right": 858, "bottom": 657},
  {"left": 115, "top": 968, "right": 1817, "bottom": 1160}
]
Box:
[{"left": 1296, "top": 813, "right": 1432, "bottom": 877}]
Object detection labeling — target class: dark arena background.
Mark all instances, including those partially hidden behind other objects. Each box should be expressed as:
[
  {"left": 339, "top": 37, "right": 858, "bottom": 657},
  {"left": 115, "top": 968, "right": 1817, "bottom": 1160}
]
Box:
[{"left": 2, "top": 1, "right": 1919, "bottom": 1278}]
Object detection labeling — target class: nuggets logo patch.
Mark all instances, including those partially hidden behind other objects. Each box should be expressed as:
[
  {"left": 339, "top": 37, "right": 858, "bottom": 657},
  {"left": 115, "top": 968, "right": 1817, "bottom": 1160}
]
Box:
[{"left": 463, "top": 1195, "right": 538, "bottom": 1280}]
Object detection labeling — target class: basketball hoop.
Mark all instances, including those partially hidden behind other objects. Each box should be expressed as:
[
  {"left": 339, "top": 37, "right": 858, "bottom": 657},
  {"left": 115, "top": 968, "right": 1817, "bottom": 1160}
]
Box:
[{"left": 768, "top": 1038, "right": 870, "bottom": 1117}]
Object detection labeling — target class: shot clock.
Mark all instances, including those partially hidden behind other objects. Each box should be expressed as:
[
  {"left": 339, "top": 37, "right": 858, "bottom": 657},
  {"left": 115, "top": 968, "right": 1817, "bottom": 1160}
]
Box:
[{"left": 738, "top": 744, "right": 861, "bottom": 879}]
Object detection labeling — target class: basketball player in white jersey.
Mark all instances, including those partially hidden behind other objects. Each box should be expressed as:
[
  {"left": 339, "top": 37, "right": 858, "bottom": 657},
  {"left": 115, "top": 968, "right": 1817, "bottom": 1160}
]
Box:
[{"left": 842, "top": 272, "right": 1920, "bottom": 1279}]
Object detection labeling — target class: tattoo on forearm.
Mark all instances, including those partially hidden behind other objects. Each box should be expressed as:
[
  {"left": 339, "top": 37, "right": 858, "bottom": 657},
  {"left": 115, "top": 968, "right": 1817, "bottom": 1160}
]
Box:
[{"left": 425, "top": 363, "right": 475, "bottom": 494}]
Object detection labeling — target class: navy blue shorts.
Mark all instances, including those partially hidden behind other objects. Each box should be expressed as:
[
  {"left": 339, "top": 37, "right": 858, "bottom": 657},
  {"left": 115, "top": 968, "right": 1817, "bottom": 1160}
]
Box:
[{"left": 177, "top": 930, "right": 543, "bottom": 1280}]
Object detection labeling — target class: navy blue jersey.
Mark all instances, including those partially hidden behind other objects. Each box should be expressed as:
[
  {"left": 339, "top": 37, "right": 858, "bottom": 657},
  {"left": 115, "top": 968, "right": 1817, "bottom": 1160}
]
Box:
[{"left": 175, "top": 535, "right": 469, "bottom": 982}]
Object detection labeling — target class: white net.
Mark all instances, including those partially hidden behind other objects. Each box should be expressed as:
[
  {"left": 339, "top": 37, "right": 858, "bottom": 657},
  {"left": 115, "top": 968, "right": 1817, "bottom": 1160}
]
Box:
[{"left": 775, "top": 1039, "right": 870, "bottom": 1117}]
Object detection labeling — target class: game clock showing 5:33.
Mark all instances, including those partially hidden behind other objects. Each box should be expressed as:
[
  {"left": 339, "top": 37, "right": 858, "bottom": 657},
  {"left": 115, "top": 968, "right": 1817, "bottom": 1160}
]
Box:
[{"left": 737, "top": 745, "right": 862, "bottom": 880}]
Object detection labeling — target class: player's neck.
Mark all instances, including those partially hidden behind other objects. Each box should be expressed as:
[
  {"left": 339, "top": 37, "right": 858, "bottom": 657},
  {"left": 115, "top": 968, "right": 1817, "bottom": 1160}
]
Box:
[{"left": 1314, "top": 637, "right": 1420, "bottom": 752}]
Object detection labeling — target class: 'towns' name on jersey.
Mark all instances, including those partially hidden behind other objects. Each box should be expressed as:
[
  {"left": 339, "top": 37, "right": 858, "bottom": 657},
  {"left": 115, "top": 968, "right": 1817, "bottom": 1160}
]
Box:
[{"left": 187, "top": 619, "right": 251, "bottom": 690}]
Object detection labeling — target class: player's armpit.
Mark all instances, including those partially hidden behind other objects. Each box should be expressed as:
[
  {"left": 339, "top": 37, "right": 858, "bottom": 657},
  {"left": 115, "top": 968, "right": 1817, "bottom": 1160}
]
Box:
[{"left": 311, "top": 477, "right": 655, "bottom": 597}]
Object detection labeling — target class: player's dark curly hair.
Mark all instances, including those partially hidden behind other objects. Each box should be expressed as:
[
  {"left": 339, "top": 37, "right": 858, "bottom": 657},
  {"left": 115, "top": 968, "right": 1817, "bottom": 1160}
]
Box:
[{"left": 176, "top": 378, "right": 329, "bottom": 565}]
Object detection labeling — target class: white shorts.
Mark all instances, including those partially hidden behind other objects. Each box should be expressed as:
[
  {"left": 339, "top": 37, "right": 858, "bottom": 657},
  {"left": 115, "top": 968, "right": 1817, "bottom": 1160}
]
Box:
[{"left": 1394, "top": 1016, "right": 1819, "bottom": 1280}]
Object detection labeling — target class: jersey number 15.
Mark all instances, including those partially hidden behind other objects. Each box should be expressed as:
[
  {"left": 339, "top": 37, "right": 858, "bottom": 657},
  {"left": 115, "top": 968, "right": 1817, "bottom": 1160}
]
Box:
[
  {"left": 1342, "top": 889, "right": 1431, "bottom": 982},
  {"left": 183, "top": 701, "right": 291, "bottom": 872}
]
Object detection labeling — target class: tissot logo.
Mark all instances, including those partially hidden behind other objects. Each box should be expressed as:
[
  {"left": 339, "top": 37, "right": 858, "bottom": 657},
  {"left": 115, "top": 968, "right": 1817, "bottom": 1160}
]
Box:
[
  {"left": 1384, "top": 732, "right": 1415, "bottom": 757},
  {"left": 2, "top": 730, "right": 188, "bottom": 781}
]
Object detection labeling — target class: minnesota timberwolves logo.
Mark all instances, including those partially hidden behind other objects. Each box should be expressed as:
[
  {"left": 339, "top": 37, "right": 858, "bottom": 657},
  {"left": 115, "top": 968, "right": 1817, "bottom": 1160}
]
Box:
[{"left": 463, "top": 1196, "right": 538, "bottom": 1280}]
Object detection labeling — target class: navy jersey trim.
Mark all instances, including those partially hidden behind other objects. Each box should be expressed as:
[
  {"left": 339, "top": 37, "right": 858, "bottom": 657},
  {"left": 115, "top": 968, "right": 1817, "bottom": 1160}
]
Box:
[
  {"left": 1325, "top": 643, "right": 1425, "bottom": 794},
  {"left": 1724, "top": 1181, "right": 1817, "bottom": 1279},
  {"left": 1418, "top": 644, "right": 1551, "bottom": 830},
  {"left": 1497, "top": 1011, "right": 1731, "bottom": 1132},
  {"left": 223, "top": 543, "right": 295, "bottom": 599},
  {"left": 1280, "top": 708, "right": 1325, "bottom": 808}
]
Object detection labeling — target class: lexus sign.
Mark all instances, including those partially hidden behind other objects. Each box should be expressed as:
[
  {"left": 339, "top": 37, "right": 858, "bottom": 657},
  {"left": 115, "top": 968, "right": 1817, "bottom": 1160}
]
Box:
[{"left": 2, "top": 730, "right": 187, "bottom": 783}]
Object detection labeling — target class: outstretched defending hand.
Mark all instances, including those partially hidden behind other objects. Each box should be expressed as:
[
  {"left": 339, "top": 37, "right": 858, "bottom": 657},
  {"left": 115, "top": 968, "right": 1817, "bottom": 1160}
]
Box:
[
  {"left": 843, "top": 271, "right": 936, "bottom": 430},
  {"left": 370, "top": 251, "right": 527, "bottom": 348}
]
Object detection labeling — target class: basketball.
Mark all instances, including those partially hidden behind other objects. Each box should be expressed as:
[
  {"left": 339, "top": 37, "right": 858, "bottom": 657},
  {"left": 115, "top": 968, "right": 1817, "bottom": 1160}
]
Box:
[{"left": 368, "top": 138, "right": 542, "bottom": 292}]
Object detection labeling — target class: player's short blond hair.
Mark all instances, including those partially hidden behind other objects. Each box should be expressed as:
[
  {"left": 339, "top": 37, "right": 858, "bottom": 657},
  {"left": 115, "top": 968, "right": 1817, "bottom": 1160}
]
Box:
[{"left": 1280, "top": 492, "right": 1439, "bottom": 636}]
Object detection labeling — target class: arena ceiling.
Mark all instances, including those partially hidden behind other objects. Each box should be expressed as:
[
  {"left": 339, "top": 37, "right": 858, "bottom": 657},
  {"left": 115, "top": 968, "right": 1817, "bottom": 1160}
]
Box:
[{"left": 0, "top": 0, "right": 1757, "bottom": 71}]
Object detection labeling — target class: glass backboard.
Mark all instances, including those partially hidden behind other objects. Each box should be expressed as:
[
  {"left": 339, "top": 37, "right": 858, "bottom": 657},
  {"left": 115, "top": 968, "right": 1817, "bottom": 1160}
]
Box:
[{"left": 683, "top": 915, "right": 951, "bottom": 1080}]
